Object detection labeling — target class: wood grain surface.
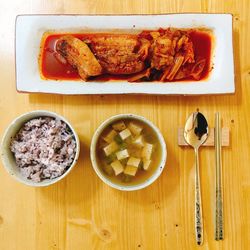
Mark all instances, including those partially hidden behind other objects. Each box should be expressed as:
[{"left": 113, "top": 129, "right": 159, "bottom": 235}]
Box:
[{"left": 0, "top": 1, "right": 249, "bottom": 249}]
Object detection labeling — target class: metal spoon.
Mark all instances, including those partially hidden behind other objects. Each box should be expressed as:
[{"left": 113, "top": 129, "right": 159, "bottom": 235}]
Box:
[{"left": 184, "top": 112, "right": 209, "bottom": 246}]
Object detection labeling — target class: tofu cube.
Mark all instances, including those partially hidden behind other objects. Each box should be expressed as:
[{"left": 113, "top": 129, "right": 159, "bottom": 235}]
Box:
[
  {"left": 143, "top": 159, "right": 151, "bottom": 170},
  {"left": 127, "top": 157, "right": 141, "bottom": 168},
  {"left": 103, "top": 141, "right": 118, "bottom": 156},
  {"left": 103, "top": 129, "right": 118, "bottom": 143},
  {"left": 119, "top": 128, "right": 132, "bottom": 140},
  {"left": 128, "top": 122, "right": 143, "bottom": 136},
  {"left": 110, "top": 160, "right": 124, "bottom": 175},
  {"left": 112, "top": 121, "right": 126, "bottom": 131},
  {"left": 116, "top": 149, "right": 129, "bottom": 160},
  {"left": 124, "top": 165, "right": 138, "bottom": 176},
  {"left": 141, "top": 143, "right": 153, "bottom": 160},
  {"left": 132, "top": 135, "right": 144, "bottom": 148}
]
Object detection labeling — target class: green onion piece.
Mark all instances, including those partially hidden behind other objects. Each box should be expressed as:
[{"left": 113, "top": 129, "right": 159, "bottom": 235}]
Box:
[{"left": 114, "top": 134, "right": 123, "bottom": 144}]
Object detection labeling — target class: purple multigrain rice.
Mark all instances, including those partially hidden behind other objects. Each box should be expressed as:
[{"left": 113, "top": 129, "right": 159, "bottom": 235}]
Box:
[{"left": 10, "top": 117, "right": 77, "bottom": 182}]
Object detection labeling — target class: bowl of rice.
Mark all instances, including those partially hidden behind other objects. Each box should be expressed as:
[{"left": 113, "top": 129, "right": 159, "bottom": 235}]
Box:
[{"left": 0, "top": 110, "right": 80, "bottom": 187}]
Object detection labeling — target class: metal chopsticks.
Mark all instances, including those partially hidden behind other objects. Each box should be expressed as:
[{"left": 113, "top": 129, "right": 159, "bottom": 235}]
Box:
[{"left": 215, "top": 112, "right": 224, "bottom": 240}]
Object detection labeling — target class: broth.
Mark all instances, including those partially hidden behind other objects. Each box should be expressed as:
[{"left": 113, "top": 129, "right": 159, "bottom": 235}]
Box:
[{"left": 96, "top": 118, "right": 163, "bottom": 186}]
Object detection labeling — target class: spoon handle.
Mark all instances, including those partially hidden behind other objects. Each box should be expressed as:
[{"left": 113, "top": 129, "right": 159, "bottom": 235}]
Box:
[{"left": 194, "top": 148, "right": 203, "bottom": 245}]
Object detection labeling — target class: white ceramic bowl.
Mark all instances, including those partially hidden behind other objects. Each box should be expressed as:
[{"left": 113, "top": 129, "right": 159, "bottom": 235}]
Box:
[
  {"left": 0, "top": 110, "right": 80, "bottom": 187},
  {"left": 90, "top": 114, "right": 167, "bottom": 191}
]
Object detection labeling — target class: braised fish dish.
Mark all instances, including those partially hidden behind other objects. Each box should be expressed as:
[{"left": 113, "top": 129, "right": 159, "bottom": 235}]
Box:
[{"left": 40, "top": 28, "right": 212, "bottom": 82}]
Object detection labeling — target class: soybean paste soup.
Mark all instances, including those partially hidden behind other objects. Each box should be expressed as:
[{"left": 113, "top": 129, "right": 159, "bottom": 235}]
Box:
[{"left": 96, "top": 118, "right": 163, "bottom": 186}]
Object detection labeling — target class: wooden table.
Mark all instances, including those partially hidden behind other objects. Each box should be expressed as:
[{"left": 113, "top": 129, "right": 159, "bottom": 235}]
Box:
[{"left": 0, "top": 1, "right": 249, "bottom": 249}]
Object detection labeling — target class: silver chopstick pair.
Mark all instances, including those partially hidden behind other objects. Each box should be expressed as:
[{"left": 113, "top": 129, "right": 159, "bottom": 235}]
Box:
[{"left": 215, "top": 112, "right": 224, "bottom": 240}]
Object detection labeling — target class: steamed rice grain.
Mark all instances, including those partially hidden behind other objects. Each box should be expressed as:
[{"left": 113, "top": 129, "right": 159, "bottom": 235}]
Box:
[{"left": 10, "top": 117, "right": 76, "bottom": 182}]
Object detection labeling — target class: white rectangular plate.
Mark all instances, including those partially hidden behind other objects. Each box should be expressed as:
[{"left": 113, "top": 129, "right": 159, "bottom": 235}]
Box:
[{"left": 15, "top": 14, "right": 234, "bottom": 95}]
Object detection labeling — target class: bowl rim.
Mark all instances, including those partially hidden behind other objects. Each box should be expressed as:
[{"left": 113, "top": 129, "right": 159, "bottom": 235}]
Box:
[
  {"left": 0, "top": 110, "right": 80, "bottom": 187},
  {"left": 90, "top": 113, "right": 167, "bottom": 191}
]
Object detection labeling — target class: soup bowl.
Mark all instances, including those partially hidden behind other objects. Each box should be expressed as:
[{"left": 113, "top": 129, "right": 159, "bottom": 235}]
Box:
[{"left": 90, "top": 114, "right": 167, "bottom": 191}]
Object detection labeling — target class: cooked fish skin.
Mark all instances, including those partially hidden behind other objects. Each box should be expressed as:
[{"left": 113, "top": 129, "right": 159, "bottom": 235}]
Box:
[
  {"left": 87, "top": 34, "right": 146, "bottom": 75},
  {"left": 56, "top": 36, "right": 102, "bottom": 80}
]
